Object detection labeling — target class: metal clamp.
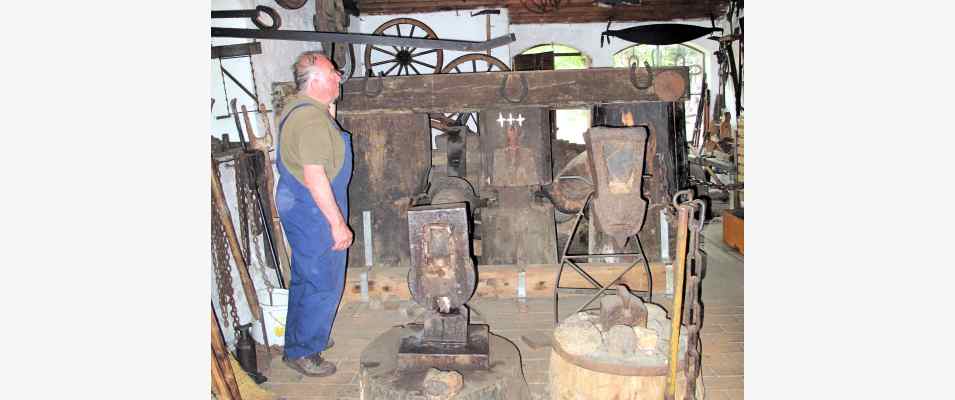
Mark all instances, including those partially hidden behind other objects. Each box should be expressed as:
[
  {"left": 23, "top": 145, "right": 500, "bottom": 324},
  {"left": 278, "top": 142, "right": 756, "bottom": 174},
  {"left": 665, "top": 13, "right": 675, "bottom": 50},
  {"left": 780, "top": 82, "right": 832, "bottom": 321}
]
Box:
[
  {"left": 252, "top": 6, "right": 281, "bottom": 30},
  {"left": 363, "top": 70, "right": 383, "bottom": 98},
  {"left": 629, "top": 61, "right": 653, "bottom": 90},
  {"left": 499, "top": 73, "right": 529, "bottom": 103}
]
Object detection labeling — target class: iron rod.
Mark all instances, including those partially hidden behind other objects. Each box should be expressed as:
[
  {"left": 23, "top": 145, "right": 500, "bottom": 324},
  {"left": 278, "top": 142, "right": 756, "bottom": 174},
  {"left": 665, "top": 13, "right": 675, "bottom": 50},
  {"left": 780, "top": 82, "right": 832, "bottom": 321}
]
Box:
[{"left": 211, "top": 27, "right": 516, "bottom": 52}]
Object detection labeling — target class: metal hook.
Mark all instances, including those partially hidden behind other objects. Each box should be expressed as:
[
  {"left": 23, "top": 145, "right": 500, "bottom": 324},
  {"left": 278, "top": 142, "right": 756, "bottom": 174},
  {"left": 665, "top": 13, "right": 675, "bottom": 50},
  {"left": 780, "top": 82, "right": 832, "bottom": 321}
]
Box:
[
  {"left": 362, "top": 70, "right": 383, "bottom": 98},
  {"left": 629, "top": 61, "right": 653, "bottom": 90},
  {"left": 499, "top": 73, "right": 529, "bottom": 104},
  {"left": 252, "top": 6, "right": 282, "bottom": 31},
  {"left": 672, "top": 189, "right": 695, "bottom": 208}
]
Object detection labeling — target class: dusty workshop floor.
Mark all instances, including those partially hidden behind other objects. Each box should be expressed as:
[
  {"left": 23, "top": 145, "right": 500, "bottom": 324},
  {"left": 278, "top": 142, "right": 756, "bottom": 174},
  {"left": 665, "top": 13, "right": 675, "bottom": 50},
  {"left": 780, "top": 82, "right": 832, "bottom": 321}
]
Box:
[{"left": 255, "top": 220, "right": 743, "bottom": 400}]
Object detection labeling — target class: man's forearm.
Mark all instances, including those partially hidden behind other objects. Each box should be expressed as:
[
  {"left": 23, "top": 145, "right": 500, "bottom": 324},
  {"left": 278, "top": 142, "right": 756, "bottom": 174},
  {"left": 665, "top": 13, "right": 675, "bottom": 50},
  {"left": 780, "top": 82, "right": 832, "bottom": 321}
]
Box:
[{"left": 302, "top": 165, "right": 345, "bottom": 228}]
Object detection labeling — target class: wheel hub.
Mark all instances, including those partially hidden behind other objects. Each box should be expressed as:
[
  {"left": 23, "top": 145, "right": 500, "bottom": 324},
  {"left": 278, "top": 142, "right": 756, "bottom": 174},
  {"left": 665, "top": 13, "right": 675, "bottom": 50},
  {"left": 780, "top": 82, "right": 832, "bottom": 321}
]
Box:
[{"left": 397, "top": 49, "right": 412, "bottom": 65}]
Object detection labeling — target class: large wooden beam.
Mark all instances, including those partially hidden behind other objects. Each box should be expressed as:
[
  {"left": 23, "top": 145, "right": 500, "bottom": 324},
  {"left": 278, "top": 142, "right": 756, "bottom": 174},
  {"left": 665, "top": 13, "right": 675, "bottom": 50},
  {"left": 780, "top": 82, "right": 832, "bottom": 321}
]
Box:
[
  {"left": 341, "top": 262, "right": 668, "bottom": 303},
  {"left": 356, "top": 1, "right": 728, "bottom": 24},
  {"left": 340, "top": 113, "right": 432, "bottom": 269},
  {"left": 338, "top": 67, "right": 689, "bottom": 115}
]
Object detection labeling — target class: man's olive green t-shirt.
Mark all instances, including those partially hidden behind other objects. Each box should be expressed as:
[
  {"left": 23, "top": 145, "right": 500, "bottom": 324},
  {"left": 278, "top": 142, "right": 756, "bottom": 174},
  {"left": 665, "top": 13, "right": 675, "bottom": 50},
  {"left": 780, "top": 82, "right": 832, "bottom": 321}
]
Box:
[{"left": 276, "top": 94, "right": 345, "bottom": 185}]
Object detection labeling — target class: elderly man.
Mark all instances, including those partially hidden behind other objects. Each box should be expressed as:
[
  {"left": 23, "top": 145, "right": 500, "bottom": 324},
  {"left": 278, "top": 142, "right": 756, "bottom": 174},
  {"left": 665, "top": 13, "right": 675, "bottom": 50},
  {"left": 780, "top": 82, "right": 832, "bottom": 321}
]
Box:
[{"left": 274, "top": 52, "right": 352, "bottom": 377}]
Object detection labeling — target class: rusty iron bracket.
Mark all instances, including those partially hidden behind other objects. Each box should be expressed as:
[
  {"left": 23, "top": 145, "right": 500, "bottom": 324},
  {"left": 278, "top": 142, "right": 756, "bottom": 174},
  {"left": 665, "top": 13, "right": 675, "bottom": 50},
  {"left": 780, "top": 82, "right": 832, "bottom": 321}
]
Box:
[{"left": 498, "top": 73, "right": 529, "bottom": 104}]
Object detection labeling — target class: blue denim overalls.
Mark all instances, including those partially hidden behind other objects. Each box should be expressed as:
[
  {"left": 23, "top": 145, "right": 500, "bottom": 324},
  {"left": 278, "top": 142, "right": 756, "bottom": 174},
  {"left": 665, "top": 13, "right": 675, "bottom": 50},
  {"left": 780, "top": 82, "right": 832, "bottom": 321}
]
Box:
[{"left": 275, "top": 102, "right": 352, "bottom": 359}]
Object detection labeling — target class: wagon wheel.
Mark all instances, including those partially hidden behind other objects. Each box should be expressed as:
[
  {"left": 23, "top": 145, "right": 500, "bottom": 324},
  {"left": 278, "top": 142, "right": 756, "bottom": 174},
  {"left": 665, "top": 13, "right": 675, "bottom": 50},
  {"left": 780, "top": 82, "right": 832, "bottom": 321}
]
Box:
[
  {"left": 439, "top": 54, "right": 510, "bottom": 134},
  {"left": 364, "top": 18, "right": 444, "bottom": 77}
]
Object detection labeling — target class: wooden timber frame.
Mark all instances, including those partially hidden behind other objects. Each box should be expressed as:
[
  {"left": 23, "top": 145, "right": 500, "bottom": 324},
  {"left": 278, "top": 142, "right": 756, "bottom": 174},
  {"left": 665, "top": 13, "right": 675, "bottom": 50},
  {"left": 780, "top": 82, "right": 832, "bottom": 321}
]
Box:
[{"left": 335, "top": 67, "right": 689, "bottom": 271}]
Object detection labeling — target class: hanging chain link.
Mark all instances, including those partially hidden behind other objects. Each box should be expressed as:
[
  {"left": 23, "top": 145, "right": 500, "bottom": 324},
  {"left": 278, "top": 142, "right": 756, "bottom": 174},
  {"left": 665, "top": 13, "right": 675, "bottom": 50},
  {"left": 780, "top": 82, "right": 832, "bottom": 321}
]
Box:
[
  {"left": 688, "top": 175, "right": 744, "bottom": 191},
  {"left": 212, "top": 194, "right": 241, "bottom": 336},
  {"left": 235, "top": 159, "right": 252, "bottom": 264},
  {"left": 235, "top": 153, "right": 276, "bottom": 293},
  {"left": 682, "top": 199, "right": 707, "bottom": 400}
]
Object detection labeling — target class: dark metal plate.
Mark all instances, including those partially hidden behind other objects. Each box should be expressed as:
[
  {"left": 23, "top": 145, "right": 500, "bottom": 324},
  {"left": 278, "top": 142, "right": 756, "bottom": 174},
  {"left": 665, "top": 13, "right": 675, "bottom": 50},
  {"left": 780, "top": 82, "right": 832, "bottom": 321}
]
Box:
[
  {"left": 407, "top": 204, "right": 476, "bottom": 310},
  {"left": 584, "top": 126, "right": 650, "bottom": 247},
  {"left": 397, "top": 324, "right": 490, "bottom": 371}
]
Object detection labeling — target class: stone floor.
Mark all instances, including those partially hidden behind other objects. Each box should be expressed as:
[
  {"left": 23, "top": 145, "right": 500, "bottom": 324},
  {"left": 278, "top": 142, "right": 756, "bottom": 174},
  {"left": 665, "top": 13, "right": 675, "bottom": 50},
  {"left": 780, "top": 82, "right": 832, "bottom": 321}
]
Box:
[{"left": 255, "top": 220, "right": 743, "bottom": 400}]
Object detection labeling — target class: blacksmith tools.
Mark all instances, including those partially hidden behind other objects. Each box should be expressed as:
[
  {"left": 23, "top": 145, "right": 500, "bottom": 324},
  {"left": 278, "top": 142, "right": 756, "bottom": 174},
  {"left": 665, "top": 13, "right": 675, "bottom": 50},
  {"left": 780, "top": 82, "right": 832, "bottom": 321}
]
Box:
[
  {"left": 230, "top": 99, "right": 286, "bottom": 289},
  {"left": 552, "top": 126, "right": 655, "bottom": 324},
  {"left": 665, "top": 189, "right": 706, "bottom": 400},
  {"left": 397, "top": 203, "right": 490, "bottom": 371}
]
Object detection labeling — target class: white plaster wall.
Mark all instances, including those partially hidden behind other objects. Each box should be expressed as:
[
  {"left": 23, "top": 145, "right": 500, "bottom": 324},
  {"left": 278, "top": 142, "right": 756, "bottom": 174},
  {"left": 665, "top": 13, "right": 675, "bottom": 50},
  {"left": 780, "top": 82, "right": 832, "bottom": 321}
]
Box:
[
  {"left": 349, "top": 8, "right": 512, "bottom": 76},
  {"left": 212, "top": 0, "right": 321, "bottom": 144},
  {"left": 211, "top": 0, "right": 310, "bottom": 348}
]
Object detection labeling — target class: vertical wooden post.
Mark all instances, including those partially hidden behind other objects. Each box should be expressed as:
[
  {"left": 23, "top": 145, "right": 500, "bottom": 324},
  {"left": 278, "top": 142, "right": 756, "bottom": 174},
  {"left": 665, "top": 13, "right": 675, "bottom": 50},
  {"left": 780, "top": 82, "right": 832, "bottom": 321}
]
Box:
[
  {"left": 212, "top": 158, "right": 263, "bottom": 320},
  {"left": 665, "top": 204, "right": 691, "bottom": 400},
  {"left": 212, "top": 306, "right": 242, "bottom": 400}
]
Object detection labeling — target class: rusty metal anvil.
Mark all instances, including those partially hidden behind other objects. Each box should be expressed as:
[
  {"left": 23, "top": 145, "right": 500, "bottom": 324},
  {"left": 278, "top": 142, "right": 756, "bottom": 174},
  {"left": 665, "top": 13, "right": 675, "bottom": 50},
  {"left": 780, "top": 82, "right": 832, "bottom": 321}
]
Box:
[{"left": 398, "top": 203, "right": 490, "bottom": 371}]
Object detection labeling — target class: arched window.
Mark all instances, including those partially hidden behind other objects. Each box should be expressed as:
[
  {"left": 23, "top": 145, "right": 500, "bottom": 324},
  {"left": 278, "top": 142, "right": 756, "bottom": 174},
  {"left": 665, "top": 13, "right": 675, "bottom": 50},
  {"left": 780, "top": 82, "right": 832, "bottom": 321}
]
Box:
[
  {"left": 518, "top": 44, "right": 590, "bottom": 144},
  {"left": 520, "top": 43, "right": 590, "bottom": 70},
  {"left": 613, "top": 44, "right": 706, "bottom": 138}
]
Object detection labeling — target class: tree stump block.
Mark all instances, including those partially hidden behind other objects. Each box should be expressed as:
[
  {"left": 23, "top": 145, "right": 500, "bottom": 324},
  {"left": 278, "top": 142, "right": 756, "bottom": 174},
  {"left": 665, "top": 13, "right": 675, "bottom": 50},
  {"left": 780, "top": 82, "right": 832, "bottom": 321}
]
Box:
[
  {"left": 549, "top": 306, "right": 703, "bottom": 400},
  {"left": 359, "top": 326, "right": 530, "bottom": 399}
]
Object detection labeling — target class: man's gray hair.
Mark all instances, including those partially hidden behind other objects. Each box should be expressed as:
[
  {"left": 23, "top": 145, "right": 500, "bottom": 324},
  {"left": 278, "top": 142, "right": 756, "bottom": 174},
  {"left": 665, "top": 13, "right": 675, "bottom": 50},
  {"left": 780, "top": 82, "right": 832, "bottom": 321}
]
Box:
[{"left": 293, "top": 51, "right": 329, "bottom": 92}]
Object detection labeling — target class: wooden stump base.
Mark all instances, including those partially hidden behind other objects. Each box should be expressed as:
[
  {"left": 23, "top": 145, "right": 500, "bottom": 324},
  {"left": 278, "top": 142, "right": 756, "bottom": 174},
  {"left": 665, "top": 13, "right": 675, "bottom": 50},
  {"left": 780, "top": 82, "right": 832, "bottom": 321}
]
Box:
[
  {"left": 549, "top": 349, "right": 703, "bottom": 400},
  {"left": 359, "top": 326, "right": 530, "bottom": 400}
]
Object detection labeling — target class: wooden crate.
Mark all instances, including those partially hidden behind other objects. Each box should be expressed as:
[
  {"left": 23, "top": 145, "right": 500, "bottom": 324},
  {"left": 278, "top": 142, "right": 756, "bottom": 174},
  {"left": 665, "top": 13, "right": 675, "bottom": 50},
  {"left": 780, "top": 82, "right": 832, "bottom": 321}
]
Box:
[{"left": 723, "top": 209, "right": 744, "bottom": 255}]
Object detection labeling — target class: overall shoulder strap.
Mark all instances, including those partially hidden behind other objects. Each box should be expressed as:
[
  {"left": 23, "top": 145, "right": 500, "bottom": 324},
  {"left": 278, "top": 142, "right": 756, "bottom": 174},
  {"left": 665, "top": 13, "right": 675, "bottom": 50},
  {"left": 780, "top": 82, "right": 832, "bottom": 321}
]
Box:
[{"left": 278, "top": 103, "right": 320, "bottom": 135}]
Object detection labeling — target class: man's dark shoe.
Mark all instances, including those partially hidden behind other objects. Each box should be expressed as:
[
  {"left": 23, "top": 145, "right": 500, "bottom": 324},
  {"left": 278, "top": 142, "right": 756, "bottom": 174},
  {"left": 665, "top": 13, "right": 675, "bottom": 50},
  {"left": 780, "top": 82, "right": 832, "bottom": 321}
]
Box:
[{"left": 282, "top": 354, "right": 337, "bottom": 377}]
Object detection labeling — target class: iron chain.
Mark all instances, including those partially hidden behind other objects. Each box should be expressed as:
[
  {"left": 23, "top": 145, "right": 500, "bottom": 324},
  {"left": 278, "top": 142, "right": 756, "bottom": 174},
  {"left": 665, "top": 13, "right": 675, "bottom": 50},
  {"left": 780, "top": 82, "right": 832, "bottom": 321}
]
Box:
[
  {"left": 688, "top": 175, "right": 743, "bottom": 191},
  {"left": 682, "top": 200, "right": 706, "bottom": 400},
  {"left": 235, "top": 153, "right": 276, "bottom": 292},
  {"left": 212, "top": 194, "right": 242, "bottom": 336}
]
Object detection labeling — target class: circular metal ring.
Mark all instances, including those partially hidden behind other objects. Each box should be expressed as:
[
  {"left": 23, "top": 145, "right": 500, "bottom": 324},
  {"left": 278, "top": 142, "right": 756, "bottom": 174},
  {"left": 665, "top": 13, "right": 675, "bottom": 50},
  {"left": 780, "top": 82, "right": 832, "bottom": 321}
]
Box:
[
  {"left": 671, "top": 189, "right": 695, "bottom": 207},
  {"left": 252, "top": 6, "right": 281, "bottom": 31},
  {"left": 275, "top": 0, "right": 307, "bottom": 10}
]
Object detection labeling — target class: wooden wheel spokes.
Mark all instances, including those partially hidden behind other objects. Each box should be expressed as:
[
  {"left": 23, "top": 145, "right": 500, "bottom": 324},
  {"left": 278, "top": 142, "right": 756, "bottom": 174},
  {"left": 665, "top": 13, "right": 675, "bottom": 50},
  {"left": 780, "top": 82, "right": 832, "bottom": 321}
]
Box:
[
  {"left": 364, "top": 18, "right": 444, "bottom": 77},
  {"left": 438, "top": 54, "right": 511, "bottom": 134}
]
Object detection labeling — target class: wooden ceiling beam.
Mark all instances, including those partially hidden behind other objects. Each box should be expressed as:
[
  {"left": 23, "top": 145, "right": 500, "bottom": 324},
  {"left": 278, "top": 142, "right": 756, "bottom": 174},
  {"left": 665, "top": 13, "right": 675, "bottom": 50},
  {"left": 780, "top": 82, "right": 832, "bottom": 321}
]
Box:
[{"left": 356, "top": 0, "right": 728, "bottom": 24}]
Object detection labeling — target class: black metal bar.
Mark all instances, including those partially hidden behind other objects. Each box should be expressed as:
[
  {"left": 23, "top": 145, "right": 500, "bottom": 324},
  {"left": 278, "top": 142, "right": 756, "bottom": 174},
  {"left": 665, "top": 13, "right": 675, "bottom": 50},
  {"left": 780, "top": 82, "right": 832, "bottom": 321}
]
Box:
[
  {"left": 211, "top": 27, "right": 516, "bottom": 52},
  {"left": 212, "top": 9, "right": 258, "bottom": 18},
  {"left": 557, "top": 287, "right": 650, "bottom": 295},
  {"left": 569, "top": 256, "right": 644, "bottom": 317},
  {"left": 221, "top": 67, "right": 258, "bottom": 103},
  {"left": 564, "top": 253, "right": 644, "bottom": 259},
  {"left": 212, "top": 42, "right": 262, "bottom": 59},
  {"left": 564, "top": 260, "right": 605, "bottom": 290}
]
